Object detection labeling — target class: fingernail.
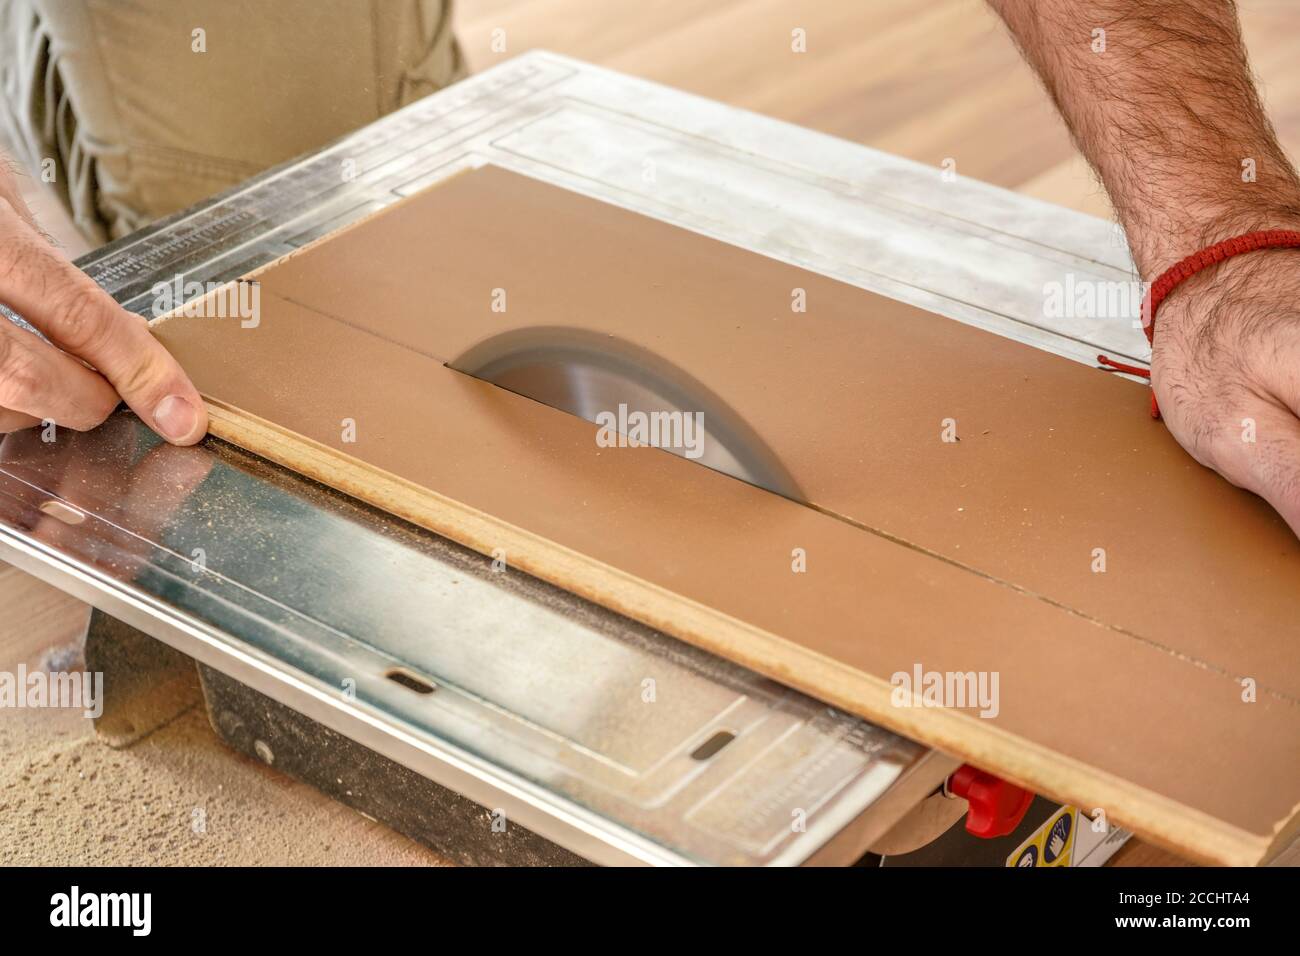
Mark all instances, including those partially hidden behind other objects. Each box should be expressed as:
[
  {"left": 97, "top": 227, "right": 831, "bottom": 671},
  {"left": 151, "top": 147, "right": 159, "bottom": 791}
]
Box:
[{"left": 154, "top": 394, "right": 199, "bottom": 442}]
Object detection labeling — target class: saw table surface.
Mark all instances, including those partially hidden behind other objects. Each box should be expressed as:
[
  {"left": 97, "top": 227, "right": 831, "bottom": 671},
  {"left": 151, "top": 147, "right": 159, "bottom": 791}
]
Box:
[{"left": 1, "top": 51, "right": 1261, "bottom": 865}]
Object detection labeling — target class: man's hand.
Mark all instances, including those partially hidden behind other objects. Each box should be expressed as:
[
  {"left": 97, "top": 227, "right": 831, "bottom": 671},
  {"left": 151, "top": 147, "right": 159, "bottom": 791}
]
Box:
[
  {"left": 1153, "top": 249, "right": 1300, "bottom": 532},
  {"left": 0, "top": 162, "right": 207, "bottom": 444},
  {"left": 989, "top": 0, "right": 1300, "bottom": 535}
]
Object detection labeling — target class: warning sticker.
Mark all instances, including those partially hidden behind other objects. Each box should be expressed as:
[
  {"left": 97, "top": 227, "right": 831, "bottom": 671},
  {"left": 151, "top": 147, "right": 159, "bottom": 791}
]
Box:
[{"left": 1007, "top": 807, "right": 1077, "bottom": 867}]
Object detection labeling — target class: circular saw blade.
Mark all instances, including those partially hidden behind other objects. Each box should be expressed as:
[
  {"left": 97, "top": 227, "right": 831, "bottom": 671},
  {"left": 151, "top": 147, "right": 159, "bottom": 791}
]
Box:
[{"left": 449, "top": 326, "right": 804, "bottom": 503}]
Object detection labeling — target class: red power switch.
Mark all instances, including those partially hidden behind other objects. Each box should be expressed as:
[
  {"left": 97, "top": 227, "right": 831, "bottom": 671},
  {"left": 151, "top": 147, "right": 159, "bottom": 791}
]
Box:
[{"left": 947, "top": 764, "right": 1034, "bottom": 838}]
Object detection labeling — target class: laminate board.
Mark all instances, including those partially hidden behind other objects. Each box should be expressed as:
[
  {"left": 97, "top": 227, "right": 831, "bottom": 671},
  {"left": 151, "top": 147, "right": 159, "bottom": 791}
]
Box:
[
  {"left": 153, "top": 165, "right": 1300, "bottom": 865},
  {"left": 248, "top": 166, "right": 1300, "bottom": 696}
]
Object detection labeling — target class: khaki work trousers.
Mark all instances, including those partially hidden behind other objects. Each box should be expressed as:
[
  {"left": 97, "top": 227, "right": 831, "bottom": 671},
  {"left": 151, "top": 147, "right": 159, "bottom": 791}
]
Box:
[{"left": 0, "top": 0, "right": 464, "bottom": 244}]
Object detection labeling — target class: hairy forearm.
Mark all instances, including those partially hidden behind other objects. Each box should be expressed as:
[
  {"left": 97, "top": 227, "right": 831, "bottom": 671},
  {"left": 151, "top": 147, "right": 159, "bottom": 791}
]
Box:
[{"left": 988, "top": 0, "right": 1300, "bottom": 277}]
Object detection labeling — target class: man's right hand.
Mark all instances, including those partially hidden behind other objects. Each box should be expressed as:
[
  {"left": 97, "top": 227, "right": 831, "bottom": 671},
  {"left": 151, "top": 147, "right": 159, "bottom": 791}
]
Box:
[
  {"left": 0, "top": 165, "right": 208, "bottom": 445},
  {"left": 988, "top": 0, "right": 1300, "bottom": 537},
  {"left": 1151, "top": 248, "right": 1300, "bottom": 536}
]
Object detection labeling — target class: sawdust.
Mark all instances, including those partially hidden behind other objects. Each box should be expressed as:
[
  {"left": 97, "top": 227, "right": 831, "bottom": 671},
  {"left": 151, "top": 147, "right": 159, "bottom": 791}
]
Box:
[
  {"left": 0, "top": 569, "right": 445, "bottom": 866},
  {"left": 0, "top": 704, "right": 445, "bottom": 865}
]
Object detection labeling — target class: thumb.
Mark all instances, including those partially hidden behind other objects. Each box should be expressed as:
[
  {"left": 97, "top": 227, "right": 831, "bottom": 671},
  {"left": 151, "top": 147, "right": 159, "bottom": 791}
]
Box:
[{"left": 1211, "top": 401, "right": 1300, "bottom": 536}]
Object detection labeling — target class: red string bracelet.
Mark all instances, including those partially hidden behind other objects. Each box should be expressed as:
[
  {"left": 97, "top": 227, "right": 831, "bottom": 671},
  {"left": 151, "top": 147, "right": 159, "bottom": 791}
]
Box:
[{"left": 1097, "top": 228, "right": 1300, "bottom": 419}]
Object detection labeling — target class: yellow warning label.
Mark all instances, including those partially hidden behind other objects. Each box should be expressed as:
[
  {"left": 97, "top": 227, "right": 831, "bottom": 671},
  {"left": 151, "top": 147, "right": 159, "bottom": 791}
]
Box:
[{"left": 1007, "top": 807, "right": 1077, "bottom": 867}]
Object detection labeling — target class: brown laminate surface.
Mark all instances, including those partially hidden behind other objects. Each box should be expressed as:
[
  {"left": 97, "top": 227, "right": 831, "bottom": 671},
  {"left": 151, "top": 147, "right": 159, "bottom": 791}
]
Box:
[{"left": 154, "top": 166, "right": 1300, "bottom": 863}]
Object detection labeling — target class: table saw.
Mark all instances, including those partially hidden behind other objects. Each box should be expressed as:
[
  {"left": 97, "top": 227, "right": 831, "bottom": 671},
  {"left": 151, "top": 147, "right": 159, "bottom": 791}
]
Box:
[{"left": 0, "top": 52, "right": 1158, "bottom": 866}]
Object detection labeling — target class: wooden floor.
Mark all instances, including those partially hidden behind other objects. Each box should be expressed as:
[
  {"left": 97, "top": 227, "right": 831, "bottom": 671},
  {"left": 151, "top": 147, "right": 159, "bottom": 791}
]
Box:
[
  {"left": 456, "top": 0, "right": 1300, "bottom": 220},
  {"left": 7, "top": 0, "right": 1299, "bottom": 867}
]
